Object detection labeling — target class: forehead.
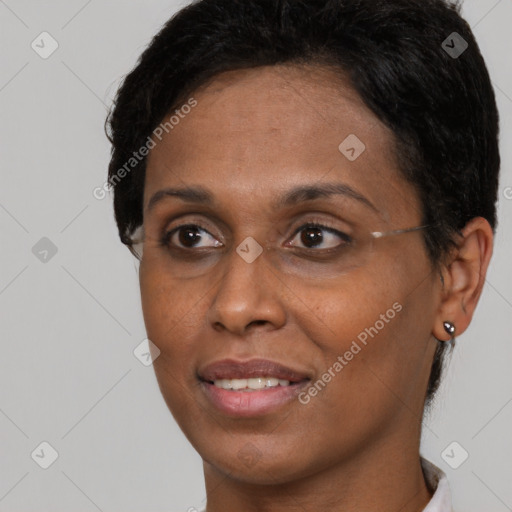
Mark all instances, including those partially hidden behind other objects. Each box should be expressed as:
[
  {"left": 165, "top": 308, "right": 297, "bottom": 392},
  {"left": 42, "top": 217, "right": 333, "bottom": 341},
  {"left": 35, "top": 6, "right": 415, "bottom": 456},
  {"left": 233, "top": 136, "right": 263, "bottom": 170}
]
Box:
[{"left": 144, "top": 64, "right": 421, "bottom": 225}]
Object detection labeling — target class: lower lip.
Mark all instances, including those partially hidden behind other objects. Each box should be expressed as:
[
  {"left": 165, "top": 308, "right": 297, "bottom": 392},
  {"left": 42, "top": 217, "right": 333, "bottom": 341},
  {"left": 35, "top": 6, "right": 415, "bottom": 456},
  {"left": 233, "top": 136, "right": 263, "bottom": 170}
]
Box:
[{"left": 200, "top": 381, "right": 308, "bottom": 417}]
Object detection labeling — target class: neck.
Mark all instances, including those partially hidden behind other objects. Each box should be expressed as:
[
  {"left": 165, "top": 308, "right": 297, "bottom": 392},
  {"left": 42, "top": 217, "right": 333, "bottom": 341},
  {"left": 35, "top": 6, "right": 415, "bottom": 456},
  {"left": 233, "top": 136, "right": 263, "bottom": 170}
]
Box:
[{"left": 202, "top": 427, "right": 432, "bottom": 512}]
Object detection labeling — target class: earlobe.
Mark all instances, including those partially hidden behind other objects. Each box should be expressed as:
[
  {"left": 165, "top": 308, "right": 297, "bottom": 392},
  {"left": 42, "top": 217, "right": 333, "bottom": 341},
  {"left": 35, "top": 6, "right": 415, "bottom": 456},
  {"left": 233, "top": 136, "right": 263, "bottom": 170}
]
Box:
[{"left": 432, "top": 217, "right": 494, "bottom": 341}]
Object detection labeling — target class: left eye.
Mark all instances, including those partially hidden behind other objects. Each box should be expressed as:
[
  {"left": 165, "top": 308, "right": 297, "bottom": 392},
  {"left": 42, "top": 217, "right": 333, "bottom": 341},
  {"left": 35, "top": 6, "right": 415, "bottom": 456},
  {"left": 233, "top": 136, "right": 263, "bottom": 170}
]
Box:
[{"left": 286, "top": 223, "right": 351, "bottom": 250}]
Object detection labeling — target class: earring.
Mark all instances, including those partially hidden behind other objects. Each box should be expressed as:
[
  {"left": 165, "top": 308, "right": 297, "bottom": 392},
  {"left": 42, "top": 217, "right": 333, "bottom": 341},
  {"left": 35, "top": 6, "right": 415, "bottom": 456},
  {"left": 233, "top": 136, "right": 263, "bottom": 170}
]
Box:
[{"left": 443, "top": 321, "right": 456, "bottom": 337}]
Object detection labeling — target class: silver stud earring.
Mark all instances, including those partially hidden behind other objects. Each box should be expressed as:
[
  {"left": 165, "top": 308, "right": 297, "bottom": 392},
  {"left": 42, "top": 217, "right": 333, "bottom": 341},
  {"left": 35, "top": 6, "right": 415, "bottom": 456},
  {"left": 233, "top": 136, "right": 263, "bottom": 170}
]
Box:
[{"left": 443, "top": 321, "right": 456, "bottom": 337}]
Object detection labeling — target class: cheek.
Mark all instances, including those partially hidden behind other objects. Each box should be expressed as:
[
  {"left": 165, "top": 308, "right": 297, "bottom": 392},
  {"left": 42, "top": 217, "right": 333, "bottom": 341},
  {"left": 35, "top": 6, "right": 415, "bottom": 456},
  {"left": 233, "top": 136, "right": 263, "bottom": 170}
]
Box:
[
  {"left": 139, "top": 261, "right": 205, "bottom": 365},
  {"left": 139, "top": 264, "right": 209, "bottom": 424},
  {"left": 295, "top": 255, "right": 436, "bottom": 416}
]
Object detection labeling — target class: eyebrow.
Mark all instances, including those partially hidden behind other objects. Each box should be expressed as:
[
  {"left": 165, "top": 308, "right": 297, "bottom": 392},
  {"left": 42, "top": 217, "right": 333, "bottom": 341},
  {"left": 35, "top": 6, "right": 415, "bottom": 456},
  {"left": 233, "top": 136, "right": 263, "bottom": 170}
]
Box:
[{"left": 145, "top": 182, "right": 378, "bottom": 213}]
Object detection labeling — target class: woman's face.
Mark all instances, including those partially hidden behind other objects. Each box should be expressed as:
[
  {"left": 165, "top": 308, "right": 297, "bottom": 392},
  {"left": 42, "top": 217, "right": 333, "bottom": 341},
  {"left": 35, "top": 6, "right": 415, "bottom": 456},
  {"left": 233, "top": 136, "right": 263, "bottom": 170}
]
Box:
[{"left": 139, "top": 64, "right": 441, "bottom": 483}]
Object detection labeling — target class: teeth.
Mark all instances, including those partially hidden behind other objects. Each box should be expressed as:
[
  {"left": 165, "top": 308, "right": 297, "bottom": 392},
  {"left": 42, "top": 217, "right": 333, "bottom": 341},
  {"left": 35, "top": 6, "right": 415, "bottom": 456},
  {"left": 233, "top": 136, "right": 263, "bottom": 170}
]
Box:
[{"left": 213, "top": 377, "right": 291, "bottom": 390}]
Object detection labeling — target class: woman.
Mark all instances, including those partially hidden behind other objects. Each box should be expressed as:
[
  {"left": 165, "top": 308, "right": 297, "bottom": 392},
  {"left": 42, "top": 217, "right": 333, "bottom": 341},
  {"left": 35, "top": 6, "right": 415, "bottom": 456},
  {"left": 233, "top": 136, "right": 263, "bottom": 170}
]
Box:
[{"left": 105, "top": 0, "right": 499, "bottom": 510}]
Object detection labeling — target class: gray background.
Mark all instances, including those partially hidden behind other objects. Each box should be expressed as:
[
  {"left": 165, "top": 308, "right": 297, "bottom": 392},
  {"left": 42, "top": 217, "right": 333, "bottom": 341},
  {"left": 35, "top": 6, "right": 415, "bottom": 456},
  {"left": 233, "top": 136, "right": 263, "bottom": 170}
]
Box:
[{"left": 0, "top": 0, "right": 511, "bottom": 511}]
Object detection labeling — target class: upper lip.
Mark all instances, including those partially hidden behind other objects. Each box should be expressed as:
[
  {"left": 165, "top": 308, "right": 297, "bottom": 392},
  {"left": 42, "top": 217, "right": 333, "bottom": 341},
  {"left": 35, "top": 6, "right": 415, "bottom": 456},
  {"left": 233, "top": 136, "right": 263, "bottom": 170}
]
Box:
[{"left": 198, "top": 358, "right": 311, "bottom": 383}]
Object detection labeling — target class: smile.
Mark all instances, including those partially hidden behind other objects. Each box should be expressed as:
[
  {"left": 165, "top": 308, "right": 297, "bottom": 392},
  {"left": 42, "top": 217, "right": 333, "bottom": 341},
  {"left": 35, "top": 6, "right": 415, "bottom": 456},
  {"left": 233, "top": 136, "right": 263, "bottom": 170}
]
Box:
[
  {"left": 212, "top": 377, "right": 291, "bottom": 390},
  {"left": 198, "top": 358, "right": 311, "bottom": 416}
]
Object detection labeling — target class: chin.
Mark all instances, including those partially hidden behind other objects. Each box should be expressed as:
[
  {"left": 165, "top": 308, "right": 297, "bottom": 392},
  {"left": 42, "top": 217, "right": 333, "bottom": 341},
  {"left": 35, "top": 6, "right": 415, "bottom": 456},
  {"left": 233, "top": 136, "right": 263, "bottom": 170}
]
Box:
[{"left": 191, "top": 428, "right": 323, "bottom": 486}]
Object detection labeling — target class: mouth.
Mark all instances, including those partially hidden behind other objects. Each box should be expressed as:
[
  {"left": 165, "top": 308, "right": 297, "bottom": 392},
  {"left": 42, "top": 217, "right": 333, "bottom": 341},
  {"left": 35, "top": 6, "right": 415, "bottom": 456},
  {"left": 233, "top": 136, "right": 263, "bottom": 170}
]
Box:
[
  {"left": 209, "top": 376, "right": 294, "bottom": 391},
  {"left": 198, "top": 358, "right": 311, "bottom": 417}
]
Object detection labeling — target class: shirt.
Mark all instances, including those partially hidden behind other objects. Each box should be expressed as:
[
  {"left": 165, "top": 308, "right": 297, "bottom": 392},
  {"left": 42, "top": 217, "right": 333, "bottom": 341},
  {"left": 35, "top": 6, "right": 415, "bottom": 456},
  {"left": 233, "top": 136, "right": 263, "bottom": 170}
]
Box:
[
  {"left": 196, "top": 457, "right": 452, "bottom": 512},
  {"left": 421, "top": 457, "right": 453, "bottom": 512}
]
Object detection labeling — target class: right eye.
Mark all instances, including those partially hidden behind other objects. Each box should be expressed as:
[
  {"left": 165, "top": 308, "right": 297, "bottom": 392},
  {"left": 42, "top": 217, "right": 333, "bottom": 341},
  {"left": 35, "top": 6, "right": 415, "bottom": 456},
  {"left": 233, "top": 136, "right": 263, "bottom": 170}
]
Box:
[{"left": 161, "top": 224, "right": 224, "bottom": 250}]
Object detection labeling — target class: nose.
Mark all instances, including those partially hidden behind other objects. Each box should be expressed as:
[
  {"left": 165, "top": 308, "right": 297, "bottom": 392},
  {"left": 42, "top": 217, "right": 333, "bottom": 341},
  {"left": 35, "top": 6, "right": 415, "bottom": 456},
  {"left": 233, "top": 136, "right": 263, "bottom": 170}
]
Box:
[{"left": 207, "top": 243, "right": 287, "bottom": 336}]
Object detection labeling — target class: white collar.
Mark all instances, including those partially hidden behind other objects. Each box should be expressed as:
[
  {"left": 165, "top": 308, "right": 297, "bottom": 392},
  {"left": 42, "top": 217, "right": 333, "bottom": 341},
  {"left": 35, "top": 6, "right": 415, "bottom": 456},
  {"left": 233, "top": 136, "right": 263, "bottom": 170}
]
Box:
[
  {"left": 197, "top": 457, "right": 452, "bottom": 512},
  {"left": 421, "top": 457, "right": 453, "bottom": 512}
]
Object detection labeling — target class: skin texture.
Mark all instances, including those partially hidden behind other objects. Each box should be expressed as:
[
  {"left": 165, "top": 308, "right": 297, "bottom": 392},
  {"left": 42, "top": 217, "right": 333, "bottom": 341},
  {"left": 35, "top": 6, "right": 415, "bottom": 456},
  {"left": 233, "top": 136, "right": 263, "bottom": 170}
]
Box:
[{"left": 138, "top": 64, "right": 493, "bottom": 512}]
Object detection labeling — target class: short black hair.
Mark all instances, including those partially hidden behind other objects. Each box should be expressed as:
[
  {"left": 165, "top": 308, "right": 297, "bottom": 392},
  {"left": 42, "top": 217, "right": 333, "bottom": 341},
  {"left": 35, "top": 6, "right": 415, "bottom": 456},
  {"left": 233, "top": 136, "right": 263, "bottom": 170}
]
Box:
[{"left": 105, "top": 0, "right": 500, "bottom": 407}]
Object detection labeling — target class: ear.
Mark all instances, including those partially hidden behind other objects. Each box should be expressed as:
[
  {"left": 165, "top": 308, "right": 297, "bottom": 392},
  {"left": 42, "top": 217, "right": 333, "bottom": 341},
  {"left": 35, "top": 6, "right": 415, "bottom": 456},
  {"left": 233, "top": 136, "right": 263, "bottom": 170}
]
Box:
[{"left": 433, "top": 217, "right": 494, "bottom": 341}]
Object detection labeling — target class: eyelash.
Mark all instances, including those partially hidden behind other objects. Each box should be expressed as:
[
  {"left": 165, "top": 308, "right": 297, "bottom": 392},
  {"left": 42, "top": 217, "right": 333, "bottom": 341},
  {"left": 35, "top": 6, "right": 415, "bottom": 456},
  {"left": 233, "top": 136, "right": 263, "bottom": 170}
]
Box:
[{"left": 159, "top": 221, "right": 352, "bottom": 252}]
